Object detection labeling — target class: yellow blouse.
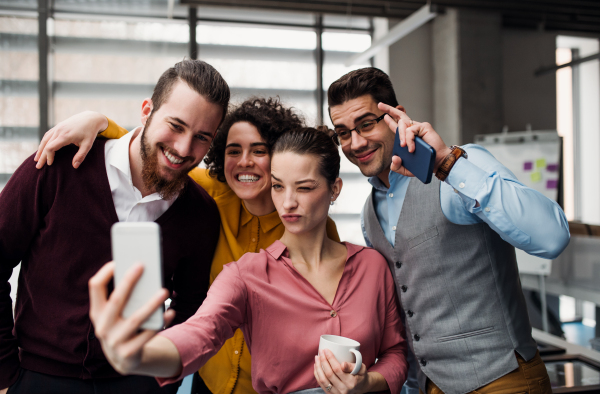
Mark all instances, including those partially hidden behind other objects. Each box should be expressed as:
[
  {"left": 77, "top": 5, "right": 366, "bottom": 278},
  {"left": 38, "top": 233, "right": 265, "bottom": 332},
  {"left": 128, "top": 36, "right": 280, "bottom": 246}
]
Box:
[{"left": 101, "top": 119, "right": 340, "bottom": 394}]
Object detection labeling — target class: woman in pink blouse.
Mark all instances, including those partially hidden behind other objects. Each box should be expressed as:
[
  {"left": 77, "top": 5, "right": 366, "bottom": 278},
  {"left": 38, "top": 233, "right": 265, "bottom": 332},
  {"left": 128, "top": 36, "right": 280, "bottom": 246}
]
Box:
[{"left": 88, "top": 128, "right": 408, "bottom": 394}]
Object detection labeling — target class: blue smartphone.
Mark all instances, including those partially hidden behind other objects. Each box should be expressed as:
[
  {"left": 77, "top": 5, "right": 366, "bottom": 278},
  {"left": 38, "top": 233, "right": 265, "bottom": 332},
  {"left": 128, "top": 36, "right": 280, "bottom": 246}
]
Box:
[{"left": 392, "top": 127, "right": 436, "bottom": 184}]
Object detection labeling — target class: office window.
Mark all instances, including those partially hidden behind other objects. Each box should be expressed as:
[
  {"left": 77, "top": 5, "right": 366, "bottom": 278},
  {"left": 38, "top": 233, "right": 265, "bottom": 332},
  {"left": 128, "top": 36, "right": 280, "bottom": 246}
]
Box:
[
  {"left": 322, "top": 29, "right": 372, "bottom": 244},
  {"left": 0, "top": 15, "right": 39, "bottom": 190},
  {"left": 556, "top": 36, "right": 600, "bottom": 225},
  {"left": 0, "top": 4, "right": 377, "bottom": 244}
]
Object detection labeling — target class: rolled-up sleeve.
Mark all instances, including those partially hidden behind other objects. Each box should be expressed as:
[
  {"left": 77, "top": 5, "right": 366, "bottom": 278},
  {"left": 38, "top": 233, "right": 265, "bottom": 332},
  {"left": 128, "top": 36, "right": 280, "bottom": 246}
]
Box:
[{"left": 156, "top": 262, "right": 248, "bottom": 385}]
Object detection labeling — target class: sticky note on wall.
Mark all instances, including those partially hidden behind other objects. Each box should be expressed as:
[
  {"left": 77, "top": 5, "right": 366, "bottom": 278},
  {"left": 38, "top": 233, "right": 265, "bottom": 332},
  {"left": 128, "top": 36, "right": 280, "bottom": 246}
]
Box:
[
  {"left": 536, "top": 158, "right": 546, "bottom": 169},
  {"left": 523, "top": 162, "right": 533, "bottom": 171},
  {"left": 531, "top": 172, "right": 542, "bottom": 183},
  {"left": 546, "top": 180, "right": 558, "bottom": 189}
]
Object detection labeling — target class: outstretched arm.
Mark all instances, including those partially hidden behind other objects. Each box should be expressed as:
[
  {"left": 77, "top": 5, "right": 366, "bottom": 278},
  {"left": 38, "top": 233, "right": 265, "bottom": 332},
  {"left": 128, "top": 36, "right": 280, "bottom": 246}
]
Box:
[
  {"left": 90, "top": 259, "right": 250, "bottom": 385},
  {"left": 88, "top": 262, "right": 183, "bottom": 377},
  {"left": 35, "top": 111, "right": 129, "bottom": 169}
]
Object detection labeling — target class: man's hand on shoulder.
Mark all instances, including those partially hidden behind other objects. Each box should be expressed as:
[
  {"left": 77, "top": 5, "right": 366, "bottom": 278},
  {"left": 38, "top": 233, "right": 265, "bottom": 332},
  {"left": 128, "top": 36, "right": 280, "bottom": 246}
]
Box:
[{"left": 378, "top": 103, "right": 452, "bottom": 175}]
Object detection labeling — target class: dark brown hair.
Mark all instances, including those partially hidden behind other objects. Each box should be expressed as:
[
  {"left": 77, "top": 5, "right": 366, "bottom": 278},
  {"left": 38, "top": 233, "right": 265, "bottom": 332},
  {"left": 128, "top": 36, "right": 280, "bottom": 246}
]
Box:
[
  {"left": 327, "top": 67, "right": 398, "bottom": 110},
  {"left": 272, "top": 127, "right": 340, "bottom": 186},
  {"left": 151, "top": 59, "right": 230, "bottom": 122},
  {"left": 204, "top": 97, "right": 304, "bottom": 183}
]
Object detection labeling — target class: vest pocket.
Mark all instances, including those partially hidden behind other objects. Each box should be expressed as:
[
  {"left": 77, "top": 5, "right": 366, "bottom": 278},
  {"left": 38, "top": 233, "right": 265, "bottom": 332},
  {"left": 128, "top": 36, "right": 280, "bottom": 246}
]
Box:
[
  {"left": 407, "top": 226, "right": 439, "bottom": 249},
  {"left": 437, "top": 326, "right": 495, "bottom": 342}
]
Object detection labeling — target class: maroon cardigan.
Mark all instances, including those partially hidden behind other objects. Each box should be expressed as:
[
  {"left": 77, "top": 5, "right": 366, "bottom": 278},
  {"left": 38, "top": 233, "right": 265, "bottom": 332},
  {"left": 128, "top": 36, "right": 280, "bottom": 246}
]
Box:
[{"left": 0, "top": 139, "right": 220, "bottom": 388}]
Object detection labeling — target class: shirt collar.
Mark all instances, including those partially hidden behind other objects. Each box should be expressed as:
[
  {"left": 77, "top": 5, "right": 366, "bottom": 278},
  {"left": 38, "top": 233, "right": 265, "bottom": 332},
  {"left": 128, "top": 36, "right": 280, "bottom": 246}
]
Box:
[
  {"left": 368, "top": 170, "right": 405, "bottom": 192},
  {"left": 106, "top": 127, "right": 171, "bottom": 203},
  {"left": 240, "top": 201, "right": 282, "bottom": 233},
  {"left": 106, "top": 127, "right": 139, "bottom": 183},
  {"left": 266, "top": 240, "right": 364, "bottom": 261}
]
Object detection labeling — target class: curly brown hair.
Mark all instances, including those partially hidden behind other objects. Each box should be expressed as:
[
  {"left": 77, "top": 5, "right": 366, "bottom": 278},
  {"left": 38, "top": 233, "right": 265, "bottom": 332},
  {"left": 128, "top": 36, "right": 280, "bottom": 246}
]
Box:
[{"left": 204, "top": 97, "right": 304, "bottom": 183}]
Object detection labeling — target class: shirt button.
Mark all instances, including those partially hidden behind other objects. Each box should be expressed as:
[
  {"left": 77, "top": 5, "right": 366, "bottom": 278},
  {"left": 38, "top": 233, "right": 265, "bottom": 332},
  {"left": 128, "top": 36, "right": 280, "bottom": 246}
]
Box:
[
  {"left": 484, "top": 207, "right": 491, "bottom": 212},
  {"left": 459, "top": 182, "right": 465, "bottom": 189},
  {"left": 251, "top": 238, "right": 256, "bottom": 242},
  {"left": 88, "top": 331, "right": 95, "bottom": 340},
  {"left": 420, "top": 359, "right": 427, "bottom": 367},
  {"left": 414, "top": 334, "right": 421, "bottom": 341},
  {"left": 392, "top": 226, "right": 397, "bottom": 231},
  {"left": 234, "top": 350, "right": 239, "bottom": 354},
  {"left": 407, "top": 310, "right": 414, "bottom": 317},
  {"left": 395, "top": 261, "right": 402, "bottom": 269},
  {"left": 401, "top": 285, "right": 408, "bottom": 292},
  {"left": 389, "top": 193, "right": 394, "bottom": 197},
  {"left": 330, "top": 310, "right": 337, "bottom": 317}
]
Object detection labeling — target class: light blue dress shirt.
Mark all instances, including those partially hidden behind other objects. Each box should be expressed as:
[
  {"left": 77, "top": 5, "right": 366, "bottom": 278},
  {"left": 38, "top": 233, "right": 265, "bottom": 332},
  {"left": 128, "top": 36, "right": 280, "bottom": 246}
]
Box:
[
  {"left": 361, "top": 144, "right": 570, "bottom": 394},
  {"left": 361, "top": 144, "right": 570, "bottom": 259}
]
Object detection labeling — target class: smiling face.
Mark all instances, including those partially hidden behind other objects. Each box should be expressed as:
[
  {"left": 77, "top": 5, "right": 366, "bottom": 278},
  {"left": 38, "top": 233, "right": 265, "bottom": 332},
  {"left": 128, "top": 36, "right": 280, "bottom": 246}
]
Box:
[
  {"left": 271, "top": 151, "right": 341, "bottom": 235},
  {"left": 140, "top": 80, "right": 223, "bottom": 199},
  {"left": 223, "top": 121, "right": 274, "bottom": 214},
  {"left": 329, "top": 94, "right": 395, "bottom": 179}
]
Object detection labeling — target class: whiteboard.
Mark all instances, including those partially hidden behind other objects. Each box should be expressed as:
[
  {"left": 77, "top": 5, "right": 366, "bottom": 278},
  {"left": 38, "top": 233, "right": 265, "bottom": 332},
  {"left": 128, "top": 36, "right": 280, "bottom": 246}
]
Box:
[{"left": 475, "top": 130, "right": 561, "bottom": 202}]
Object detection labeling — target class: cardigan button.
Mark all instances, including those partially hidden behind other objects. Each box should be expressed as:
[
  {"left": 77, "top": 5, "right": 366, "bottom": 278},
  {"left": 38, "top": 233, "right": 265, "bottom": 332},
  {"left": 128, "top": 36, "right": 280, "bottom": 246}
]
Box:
[
  {"left": 420, "top": 359, "right": 427, "bottom": 367},
  {"left": 414, "top": 334, "right": 420, "bottom": 341},
  {"left": 395, "top": 261, "right": 402, "bottom": 269},
  {"left": 401, "top": 285, "right": 408, "bottom": 292},
  {"left": 330, "top": 310, "right": 337, "bottom": 317},
  {"left": 407, "top": 310, "right": 414, "bottom": 317}
]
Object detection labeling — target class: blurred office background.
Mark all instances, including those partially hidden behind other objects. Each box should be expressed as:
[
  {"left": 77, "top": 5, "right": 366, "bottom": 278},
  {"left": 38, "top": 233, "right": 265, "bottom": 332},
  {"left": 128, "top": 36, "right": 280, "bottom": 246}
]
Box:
[{"left": 1, "top": 1, "right": 600, "bottom": 391}]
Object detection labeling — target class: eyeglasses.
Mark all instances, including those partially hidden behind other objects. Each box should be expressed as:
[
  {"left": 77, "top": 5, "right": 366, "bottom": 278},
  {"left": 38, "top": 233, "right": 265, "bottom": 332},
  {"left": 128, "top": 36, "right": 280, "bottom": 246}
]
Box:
[{"left": 332, "top": 113, "right": 387, "bottom": 146}]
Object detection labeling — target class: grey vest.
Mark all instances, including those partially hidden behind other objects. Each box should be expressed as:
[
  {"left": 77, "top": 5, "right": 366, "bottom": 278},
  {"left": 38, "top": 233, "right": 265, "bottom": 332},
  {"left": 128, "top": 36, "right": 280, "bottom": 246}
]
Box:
[{"left": 363, "top": 178, "right": 537, "bottom": 394}]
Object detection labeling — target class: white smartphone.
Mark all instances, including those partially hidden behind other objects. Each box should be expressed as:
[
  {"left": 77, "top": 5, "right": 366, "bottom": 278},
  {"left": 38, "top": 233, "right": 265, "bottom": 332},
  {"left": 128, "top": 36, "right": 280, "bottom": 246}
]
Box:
[{"left": 111, "top": 222, "right": 164, "bottom": 330}]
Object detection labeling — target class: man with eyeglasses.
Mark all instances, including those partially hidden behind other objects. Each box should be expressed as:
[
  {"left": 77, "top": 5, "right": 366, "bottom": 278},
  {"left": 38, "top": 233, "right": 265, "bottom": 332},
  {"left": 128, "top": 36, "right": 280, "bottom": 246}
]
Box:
[{"left": 327, "top": 67, "right": 569, "bottom": 394}]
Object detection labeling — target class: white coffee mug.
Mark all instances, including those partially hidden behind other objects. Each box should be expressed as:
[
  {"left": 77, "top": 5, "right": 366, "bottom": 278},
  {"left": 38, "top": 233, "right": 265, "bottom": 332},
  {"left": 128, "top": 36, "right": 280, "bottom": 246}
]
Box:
[{"left": 318, "top": 335, "right": 363, "bottom": 375}]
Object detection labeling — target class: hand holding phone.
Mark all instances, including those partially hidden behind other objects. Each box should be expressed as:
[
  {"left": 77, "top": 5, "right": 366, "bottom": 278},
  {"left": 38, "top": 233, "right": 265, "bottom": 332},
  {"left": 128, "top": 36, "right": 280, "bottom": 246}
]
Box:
[
  {"left": 378, "top": 103, "right": 452, "bottom": 182},
  {"left": 392, "top": 128, "right": 436, "bottom": 184},
  {"left": 111, "top": 222, "right": 164, "bottom": 330}
]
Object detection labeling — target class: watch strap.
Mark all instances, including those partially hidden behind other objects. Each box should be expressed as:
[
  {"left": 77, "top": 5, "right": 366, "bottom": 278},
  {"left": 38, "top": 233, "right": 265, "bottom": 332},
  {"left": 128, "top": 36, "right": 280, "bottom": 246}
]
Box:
[{"left": 435, "top": 146, "right": 466, "bottom": 181}]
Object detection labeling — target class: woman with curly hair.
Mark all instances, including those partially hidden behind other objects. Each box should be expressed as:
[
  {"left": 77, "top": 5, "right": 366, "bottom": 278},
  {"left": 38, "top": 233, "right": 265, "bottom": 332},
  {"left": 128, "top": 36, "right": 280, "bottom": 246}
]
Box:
[{"left": 35, "top": 98, "right": 339, "bottom": 394}]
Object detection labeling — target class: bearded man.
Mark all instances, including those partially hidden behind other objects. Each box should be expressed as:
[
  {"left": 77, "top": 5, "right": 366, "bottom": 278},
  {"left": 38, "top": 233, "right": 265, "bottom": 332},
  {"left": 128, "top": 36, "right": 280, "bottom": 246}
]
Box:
[{"left": 0, "top": 60, "right": 228, "bottom": 394}]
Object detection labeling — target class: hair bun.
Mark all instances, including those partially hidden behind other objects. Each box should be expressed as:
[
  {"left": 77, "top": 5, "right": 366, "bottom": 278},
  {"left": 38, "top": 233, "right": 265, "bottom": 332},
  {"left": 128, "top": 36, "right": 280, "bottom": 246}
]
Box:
[{"left": 316, "top": 125, "right": 335, "bottom": 138}]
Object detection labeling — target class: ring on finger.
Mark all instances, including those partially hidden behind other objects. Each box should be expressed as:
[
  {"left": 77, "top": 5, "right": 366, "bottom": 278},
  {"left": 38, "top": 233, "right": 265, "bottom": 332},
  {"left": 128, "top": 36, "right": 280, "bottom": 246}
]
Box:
[
  {"left": 410, "top": 119, "right": 414, "bottom": 126},
  {"left": 325, "top": 383, "right": 333, "bottom": 392}
]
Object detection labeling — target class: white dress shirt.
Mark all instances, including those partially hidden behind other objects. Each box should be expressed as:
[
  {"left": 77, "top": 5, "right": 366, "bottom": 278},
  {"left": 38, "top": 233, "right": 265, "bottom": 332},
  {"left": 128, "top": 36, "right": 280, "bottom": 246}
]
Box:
[{"left": 104, "top": 128, "right": 175, "bottom": 222}]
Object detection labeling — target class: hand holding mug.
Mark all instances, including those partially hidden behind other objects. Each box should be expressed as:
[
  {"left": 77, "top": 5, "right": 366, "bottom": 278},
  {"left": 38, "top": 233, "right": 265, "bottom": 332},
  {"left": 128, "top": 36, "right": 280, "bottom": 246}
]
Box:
[
  {"left": 314, "top": 348, "right": 368, "bottom": 394},
  {"left": 314, "top": 335, "right": 369, "bottom": 393}
]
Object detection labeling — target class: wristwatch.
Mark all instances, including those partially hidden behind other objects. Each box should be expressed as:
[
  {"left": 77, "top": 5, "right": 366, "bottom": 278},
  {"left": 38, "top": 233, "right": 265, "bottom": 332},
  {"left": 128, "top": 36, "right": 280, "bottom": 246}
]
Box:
[{"left": 435, "top": 145, "right": 467, "bottom": 181}]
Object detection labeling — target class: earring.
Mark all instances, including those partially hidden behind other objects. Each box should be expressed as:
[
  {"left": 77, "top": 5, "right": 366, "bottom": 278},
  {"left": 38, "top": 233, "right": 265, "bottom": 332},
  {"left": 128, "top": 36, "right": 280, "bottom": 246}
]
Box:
[{"left": 330, "top": 196, "right": 335, "bottom": 206}]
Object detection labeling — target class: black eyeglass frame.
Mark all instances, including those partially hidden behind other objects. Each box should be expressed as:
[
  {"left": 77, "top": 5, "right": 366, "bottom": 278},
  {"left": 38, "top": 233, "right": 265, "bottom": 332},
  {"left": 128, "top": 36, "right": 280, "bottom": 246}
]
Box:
[{"left": 331, "top": 113, "right": 388, "bottom": 146}]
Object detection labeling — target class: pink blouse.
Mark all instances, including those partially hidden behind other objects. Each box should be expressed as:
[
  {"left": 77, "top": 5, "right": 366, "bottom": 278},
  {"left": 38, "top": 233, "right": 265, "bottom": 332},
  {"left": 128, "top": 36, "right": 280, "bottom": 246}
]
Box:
[{"left": 157, "top": 241, "right": 407, "bottom": 394}]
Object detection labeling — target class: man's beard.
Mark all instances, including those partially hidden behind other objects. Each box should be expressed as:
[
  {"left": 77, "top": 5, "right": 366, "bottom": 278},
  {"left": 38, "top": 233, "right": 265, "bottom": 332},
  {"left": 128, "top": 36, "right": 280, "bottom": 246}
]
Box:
[{"left": 140, "top": 121, "right": 191, "bottom": 200}]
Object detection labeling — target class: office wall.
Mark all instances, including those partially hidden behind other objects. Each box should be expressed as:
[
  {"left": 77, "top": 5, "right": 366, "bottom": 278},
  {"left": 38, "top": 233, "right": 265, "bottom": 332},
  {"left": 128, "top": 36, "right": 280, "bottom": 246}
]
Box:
[
  {"left": 387, "top": 9, "right": 557, "bottom": 146},
  {"left": 502, "top": 29, "right": 557, "bottom": 132},
  {"left": 388, "top": 20, "right": 433, "bottom": 125}
]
